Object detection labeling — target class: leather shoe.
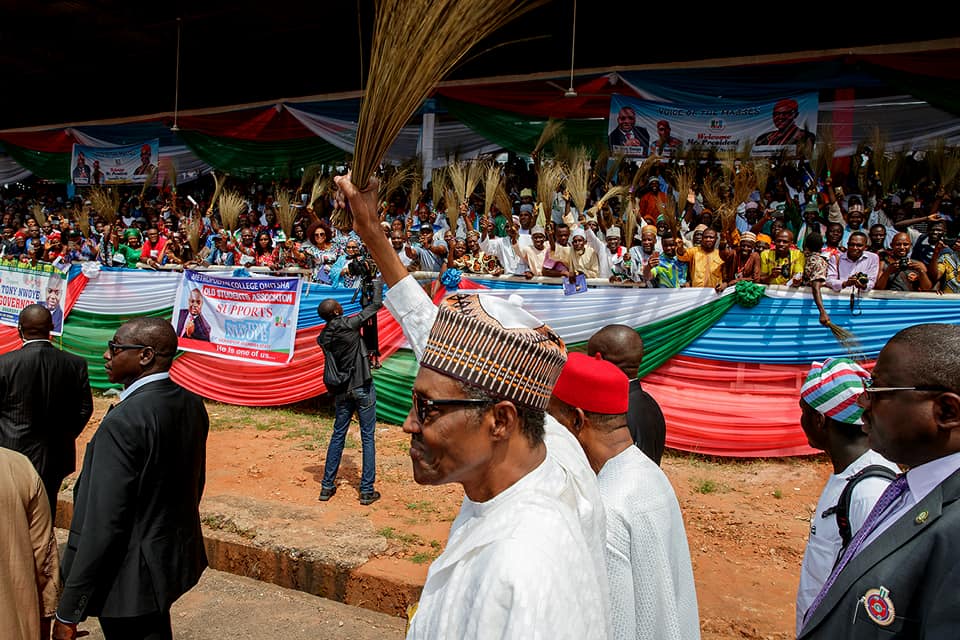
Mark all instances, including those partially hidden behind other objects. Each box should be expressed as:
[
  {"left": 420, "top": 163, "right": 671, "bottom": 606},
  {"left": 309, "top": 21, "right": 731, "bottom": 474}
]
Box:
[
  {"left": 318, "top": 486, "right": 336, "bottom": 501},
  {"left": 359, "top": 490, "right": 381, "bottom": 506}
]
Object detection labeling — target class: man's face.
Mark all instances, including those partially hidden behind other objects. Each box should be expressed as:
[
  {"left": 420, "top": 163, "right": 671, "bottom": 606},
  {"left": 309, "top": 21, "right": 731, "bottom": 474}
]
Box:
[
  {"left": 103, "top": 327, "right": 143, "bottom": 386},
  {"left": 804, "top": 209, "right": 820, "bottom": 225},
  {"left": 404, "top": 367, "right": 493, "bottom": 487},
  {"left": 891, "top": 234, "right": 911, "bottom": 258},
  {"left": 571, "top": 236, "right": 586, "bottom": 251},
  {"left": 662, "top": 237, "right": 677, "bottom": 257},
  {"left": 606, "top": 235, "right": 620, "bottom": 252},
  {"left": 692, "top": 231, "right": 703, "bottom": 246},
  {"left": 772, "top": 105, "right": 798, "bottom": 130},
  {"left": 929, "top": 222, "right": 946, "bottom": 244},
  {"left": 519, "top": 211, "right": 532, "bottom": 228},
  {"left": 146, "top": 229, "right": 160, "bottom": 244},
  {"left": 640, "top": 232, "right": 656, "bottom": 253},
  {"left": 847, "top": 210, "right": 865, "bottom": 229},
  {"left": 390, "top": 232, "right": 405, "bottom": 250},
  {"left": 617, "top": 108, "right": 636, "bottom": 132},
  {"left": 700, "top": 230, "right": 718, "bottom": 251},
  {"left": 869, "top": 226, "right": 886, "bottom": 247},
  {"left": 467, "top": 237, "right": 480, "bottom": 253},
  {"left": 826, "top": 224, "right": 843, "bottom": 245},
  {"left": 857, "top": 342, "right": 942, "bottom": 467},
  {"left": 241, "top": 231, "right": 254, "bottom": 246},
  {"left": 532, "top": 232, "right": 546, "bottom": 250},
  {"left": 46, "top": 289, "right": 60, "bottom": 308},
  {"left": 773, "top": 231, "right": 791, "bottom": 256},
  {"left": 847, "top": 235, "right": 866, "bottom": 260},
  {"left": 556, "top": 227, "right": 570, "bottom": 247},
  {"left": 77, "top": 154, "right": 86, "bottom": 166},
  {"left": 2, "top": 226, "right": 12, "bottom": 239},
  {"left": 141, "top": 149, "right": 151, "bottom": 165},
  {"left": 739, "top": 239, "right": 755, "bottom": 257},
  {"left": 188, "top": 289, "right": 202, "bottom": 316},
  {"left": 419, "top": 229, "right": 433, "bottom": 246},
  {"left": 657, "top": 122, "right": 670, "bottom": 138},
  {"left": 798, "top": 401, "right": 826, "bottom": 451}
]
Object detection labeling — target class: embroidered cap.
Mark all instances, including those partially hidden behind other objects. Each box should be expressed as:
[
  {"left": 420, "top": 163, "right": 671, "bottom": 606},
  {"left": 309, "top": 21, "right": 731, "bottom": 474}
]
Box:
[
  {"left": 801, "top": 357, "right": 870, "bottom": 425},
  {"left": 421, "top": 294, "right": 567, "bottom": 410}
]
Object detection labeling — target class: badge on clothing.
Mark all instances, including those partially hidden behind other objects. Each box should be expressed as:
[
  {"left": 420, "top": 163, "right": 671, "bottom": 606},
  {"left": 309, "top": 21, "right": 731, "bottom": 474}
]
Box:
[{"left": 862, "top": 586, "right": 895, "bottom": 626}]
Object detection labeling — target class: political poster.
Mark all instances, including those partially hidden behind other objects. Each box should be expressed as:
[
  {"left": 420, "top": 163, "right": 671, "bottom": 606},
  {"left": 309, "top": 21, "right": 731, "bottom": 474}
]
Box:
[
  {"left": 172, "top": 270, "right": 302, "bottom": 365},
  {"left": 608, "top": 94, "right": 818, "bottom": 158},
  {"left": 71, "top": 139, "right": 160, "bottom": 186},
  {"left": 0, "top": 259, "right": 69, "bottom": 335}
]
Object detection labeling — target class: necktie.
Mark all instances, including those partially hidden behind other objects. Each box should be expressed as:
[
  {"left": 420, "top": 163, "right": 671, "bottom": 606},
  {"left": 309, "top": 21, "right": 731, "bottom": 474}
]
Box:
[{"left": 803, "top": 474, "right": 908, "bottom": 626}]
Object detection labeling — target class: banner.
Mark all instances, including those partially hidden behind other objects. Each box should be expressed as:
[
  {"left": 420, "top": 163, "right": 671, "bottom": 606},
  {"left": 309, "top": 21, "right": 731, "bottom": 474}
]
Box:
[
  {"left": 172, "top": 270, "right": 302, "bottom": 365},
  {"left": 608, "top": 94, "right": 818, "bottom": 158},
  {"left": 0, "top": 260, "right": 69, "bottom": 335},
  {"left": 71, "top": 139, "right": 159, "bottom": 186}
]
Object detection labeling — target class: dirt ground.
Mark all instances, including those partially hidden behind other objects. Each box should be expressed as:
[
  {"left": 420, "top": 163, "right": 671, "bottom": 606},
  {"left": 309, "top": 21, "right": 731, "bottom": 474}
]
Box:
[{"left": 71, "top": 395, "right": 832, "bottom": 639}]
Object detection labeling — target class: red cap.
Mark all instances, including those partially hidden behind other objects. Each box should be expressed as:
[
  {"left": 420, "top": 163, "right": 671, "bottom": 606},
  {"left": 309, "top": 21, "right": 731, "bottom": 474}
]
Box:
[{"left": 552, "top": 352, "right": 629, "bottom": 414}]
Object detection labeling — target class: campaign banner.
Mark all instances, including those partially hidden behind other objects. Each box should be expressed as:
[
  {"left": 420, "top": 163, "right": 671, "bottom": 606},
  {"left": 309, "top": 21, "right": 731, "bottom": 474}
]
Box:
[
  {"left": 71, "top": 139, "right": 159, "bottom": 186},
  {"left": 608, "top": 94, "right": 818, "bottom": 158},
  {"left": 172, "top": 270, "right": 302, "bottom": 365},
  {"left": 0, "top": 260, "right": 69, "bottom": 335}
]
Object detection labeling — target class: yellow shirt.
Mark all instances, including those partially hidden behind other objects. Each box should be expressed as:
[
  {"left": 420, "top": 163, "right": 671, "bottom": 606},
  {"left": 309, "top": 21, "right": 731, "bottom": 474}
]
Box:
[
  {"left": 678, "top": 246, "right": 726, "bottom": 288},
  {"left": 759, "top": 249, "right": 805, "bottom": 284}
]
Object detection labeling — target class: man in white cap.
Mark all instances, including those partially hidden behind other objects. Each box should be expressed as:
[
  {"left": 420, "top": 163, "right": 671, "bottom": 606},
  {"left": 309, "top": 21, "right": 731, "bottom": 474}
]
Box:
[
  {"left": 336, "top": 173, "right": 610, "bottom": 639},
  {"left": 795, "top": 358, "right": 898, "bottom": 635}
]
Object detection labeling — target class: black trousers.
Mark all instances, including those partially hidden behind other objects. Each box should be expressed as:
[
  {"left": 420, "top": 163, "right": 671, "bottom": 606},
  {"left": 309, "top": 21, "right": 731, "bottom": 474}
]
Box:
[{"left": 99, "top": 611, "right": 172, "bottom": 640}]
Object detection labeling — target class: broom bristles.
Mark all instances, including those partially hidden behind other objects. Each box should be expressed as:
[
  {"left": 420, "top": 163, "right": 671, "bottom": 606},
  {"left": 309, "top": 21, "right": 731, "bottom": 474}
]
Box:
[
  {"left": 350, "top": 0, "right": 545, "bottom": 195},
  {"left": 532, "top": 119, "right": 563, "bottom": 158},
  {"left": 30, "top": 204, "right": 46, "bottom": 226},
  {"left": 827, "top": 322, "right": 867, "bottom": 360},
  {"left": 536, "top": 161, "right": 566, "bottom": 222},
  {"left": 207, "top": 172, "right": 227, "bottom": 215},
  {"left": 431, "top": 166, "right": 448, "bottom": 213},
  {"left": 218, "top": 190, "right": 246, "bottom": 233},
  {"left": 274, "top": 189, "right": 297, "bottom": 238},
  {"left": 139, "top": 165, "right": 157, "bottom": 201},
  {"left": 566, "top": 148, "right": 591, "bottom": 215},
  {"left": 89, "top": 188, "right": 120, "bottom": 224},
  {"left": 186, "top": 212, "right": 203, "bottom": 256}
]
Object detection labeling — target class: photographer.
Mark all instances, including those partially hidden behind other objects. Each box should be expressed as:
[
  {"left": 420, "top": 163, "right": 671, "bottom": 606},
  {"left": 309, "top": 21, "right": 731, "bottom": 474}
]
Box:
[
  {"left": 316, "top": 277, "right": 383, "bottom": 506},
  {"left": 825, "top": 232, "right": 879, "bottom": 292},
  {"left": 875, "top": 232, "right": 933, "bottom": 291},
  {"left": 759, "top": 229, "right": 805, "bottom": 285},
  {"left": 336, "top": 240, "right": 382, "bottom": 369}
]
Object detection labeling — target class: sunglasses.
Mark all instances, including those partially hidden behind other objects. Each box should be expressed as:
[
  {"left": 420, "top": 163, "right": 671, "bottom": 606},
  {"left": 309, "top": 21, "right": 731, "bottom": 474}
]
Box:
[
  {"left": 107, "top": 341, "right": 175, "bottom": 357},
  {"left": 411, "top": 391, "right": 490, "bottom": 424}
]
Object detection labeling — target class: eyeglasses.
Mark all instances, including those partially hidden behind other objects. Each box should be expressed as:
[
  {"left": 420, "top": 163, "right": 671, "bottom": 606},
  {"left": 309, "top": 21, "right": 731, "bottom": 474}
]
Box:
[
  {"left": 108, "top": 340, "right": 148, "bottom": 355},
  {"left": 862, "top": 379, "right": 949, "bottom": 395},
  {"left": 411, "top": 392, "right": 490, "bottom": 424}
]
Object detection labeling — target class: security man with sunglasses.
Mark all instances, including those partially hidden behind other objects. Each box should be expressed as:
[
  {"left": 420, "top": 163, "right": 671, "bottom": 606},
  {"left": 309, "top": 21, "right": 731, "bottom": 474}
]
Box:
[
  {"left": 54, "top": 318, "right": 208, "bottom": 640},
  {"left": 799, "top": 323, "right": 960, "bottom": 639}
]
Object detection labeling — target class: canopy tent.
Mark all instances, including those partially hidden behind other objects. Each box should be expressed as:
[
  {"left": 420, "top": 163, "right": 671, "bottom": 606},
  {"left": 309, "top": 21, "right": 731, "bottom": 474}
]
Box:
[{"left": 2, "top": 43, "right": 959, "bottom": 184}]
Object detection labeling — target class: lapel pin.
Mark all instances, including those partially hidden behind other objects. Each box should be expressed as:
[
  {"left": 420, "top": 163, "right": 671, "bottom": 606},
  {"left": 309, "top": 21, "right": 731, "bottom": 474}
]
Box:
[
  {"left": 863, "top": 586, "right": 895, "bottom": 626},
  {"left": 915, "top": 511, "right": 929, "bottom": 524}
]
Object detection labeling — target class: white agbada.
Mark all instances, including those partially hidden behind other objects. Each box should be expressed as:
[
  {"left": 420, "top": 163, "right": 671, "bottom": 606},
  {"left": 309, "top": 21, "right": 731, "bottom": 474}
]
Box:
[
  {"left": 599, "top": 446, "right": 700, "bottom": 640},
  {"left": 407, "top": 455, "right": 607, "bottom": 639},
  {"left": 794, "top": 449, "right": 898, "bottom": 635},
  {"left": 384, "top": 275, "right": 611, "bottom": 633}
]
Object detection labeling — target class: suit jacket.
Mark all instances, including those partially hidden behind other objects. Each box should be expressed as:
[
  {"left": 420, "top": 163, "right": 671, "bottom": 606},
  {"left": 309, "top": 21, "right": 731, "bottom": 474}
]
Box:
[
  {"left": 609, "top": 126, "right": 650, "bottom": 153},
  {"left": 176, "top": 309, "right": 211, "bottom": 341},
  {"left": 58, "top": 377, "right": 209, "bottom": 620},
  {"left": 799, "top": 467, "right": 960, "bottom": 639},
  {"left": 0, "top": 341, "right": 93, "bottom": 489},
  {"left": 627, "top": 378, "right": 666, "bottom": 466},
  {"left": 317, "top": 281, "right": 382, "bottom": 393}
]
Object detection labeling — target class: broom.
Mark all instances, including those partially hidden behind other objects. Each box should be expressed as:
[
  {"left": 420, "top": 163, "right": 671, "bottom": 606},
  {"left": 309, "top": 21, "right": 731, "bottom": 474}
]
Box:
[
  {"left": 929, "top": 138, "right": 960, "bottom": 193},
  {"left": 448, "top": 160, "right": 484, "bottom": 233},
  {"left": 531, "top": 119, "right": 563, "bottom": 167},
  {"left": 483, "top": 163, "right": 503, "bottom": 218},
  {"left": 536, "top": 160, "right": 566, "bottom": 228},
  {"left": 185, "top": 212, "right": 203, "bottom": 258},
  {"left": 207, "top": 172, "right": 228, "bottom": 215},
  {"left": 566, "top": 148, "right": 591, "bottom": 221},
  {"left": 812, "top": 124, "right": 834, "bottom": 182},
  {"left": 274, "top": 189, "right": 297, "bottom": 239},
  {"left": 349, "top": 0, "right": 544, "bottom": 215},
  {"left": 218, "top": 190, "right": 246, "bottom": 234},
  {"left": 826, "top": 322, "right": 867, "bottom": 361},
  {"left": 30, "top": 204, "right": 46, "bottom": 226},
  {"left": 585, "top": 185, "right": 628, "bottom": 226},
  {"left": 89, "top": 187, "right": 120, "bottom": 224},
  {"left": 431, "top": 166, "right": 448, "bottom": 214},
  {"left": 139, "top": 165, "right": 157, "bottom": 202}
]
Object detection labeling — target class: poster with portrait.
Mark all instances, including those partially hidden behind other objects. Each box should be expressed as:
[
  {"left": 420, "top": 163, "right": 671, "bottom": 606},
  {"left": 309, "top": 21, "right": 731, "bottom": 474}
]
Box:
[
  {"left": 172, "top": 270, "right": 302, "bottom": 365},
  {"left": 608, "top": 94, "right": 818, "bottom": 158},
  {"left": 71, "top": 139, "right": 160, "bottom": 186},
  {"left": 0, "top": 260, "right": 69, "bottom": 335}
]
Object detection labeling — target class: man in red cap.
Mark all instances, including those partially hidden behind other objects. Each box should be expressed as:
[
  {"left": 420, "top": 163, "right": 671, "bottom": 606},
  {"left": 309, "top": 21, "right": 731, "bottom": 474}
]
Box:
[
  {"left": 756, "top": 98, "right": 816, "bottom": 147},
  {"left": 133, "top": 144, "right": 156, "bottom": 177},
  {"left": 549, "top": 352, "right": 700, "bottom": 640}
]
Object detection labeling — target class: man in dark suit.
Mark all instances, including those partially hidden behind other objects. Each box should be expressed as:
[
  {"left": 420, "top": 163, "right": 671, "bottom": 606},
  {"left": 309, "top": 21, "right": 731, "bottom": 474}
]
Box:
[
  {"left": 587, "top": 324, "right": 666, "bottom": 465},
  {"left": 53, "top": 317, "right": 208, "bottom": 640},
  {"left": 799, "top": 323, "right": 960, "bottom": 639},
  {"left": 175, "top": 287, "right": 211, "bottom": 341},
  {"left": 608, "top": 106, "right": 650, "bottom": 155},
  {"left": 0, "top": 303, "right": 93, "bottom": 516}
]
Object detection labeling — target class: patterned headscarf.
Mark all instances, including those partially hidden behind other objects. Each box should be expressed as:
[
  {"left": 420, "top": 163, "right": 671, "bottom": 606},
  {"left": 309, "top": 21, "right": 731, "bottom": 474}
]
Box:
[{"left": 801, "top": 358, "right": 870, "bottom": 424}]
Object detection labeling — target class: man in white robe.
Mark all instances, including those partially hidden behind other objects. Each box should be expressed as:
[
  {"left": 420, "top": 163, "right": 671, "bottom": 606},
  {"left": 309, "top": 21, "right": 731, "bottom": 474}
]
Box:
[
  {"left": 549, "top": 352, "right": 700, "bottom": 640},
  {"left": 337, "top": 174, "right": 609, "bottom": 640}
]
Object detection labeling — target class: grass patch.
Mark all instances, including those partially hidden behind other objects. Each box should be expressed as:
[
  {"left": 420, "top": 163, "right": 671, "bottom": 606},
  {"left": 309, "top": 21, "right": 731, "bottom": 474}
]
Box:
[
  {"left": 411, "top": 552, "right": 436, "bottom": 565},
  {"left": 772, "top": 488, "right": 783, "bottom": 499},
  {"left": 406, "top": 500, "right": 436, "bottom": 513},
  {"left": 377, "top": 526, "right": 423, "bottom": 546},
  {"left": 692, "top": 478, "right": 730, "bottom": 495}
]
